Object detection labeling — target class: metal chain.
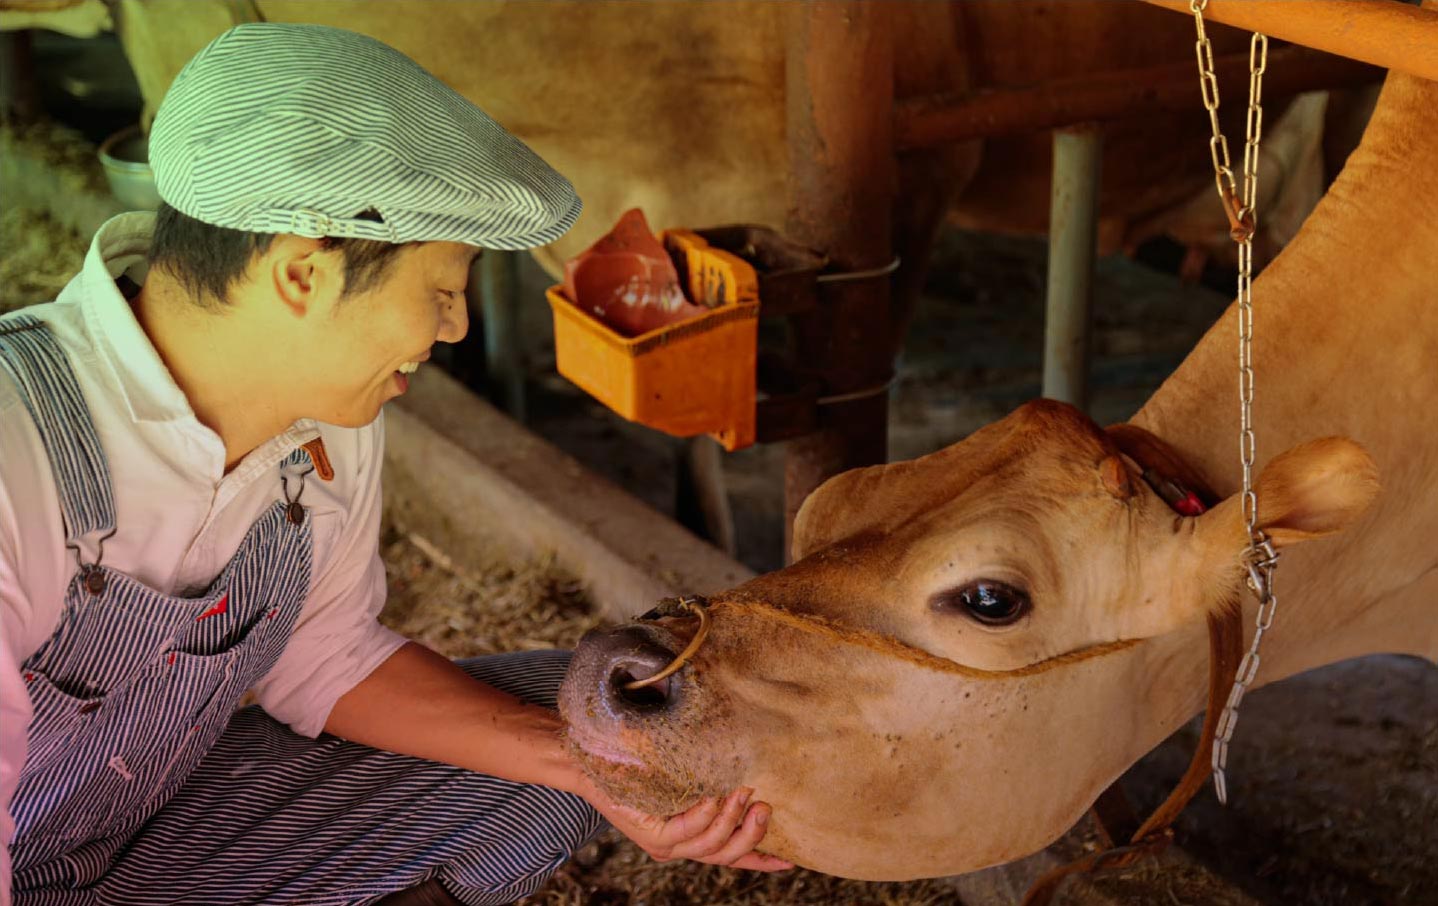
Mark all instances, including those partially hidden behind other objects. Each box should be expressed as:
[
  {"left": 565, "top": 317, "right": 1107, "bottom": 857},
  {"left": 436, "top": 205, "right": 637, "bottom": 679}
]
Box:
[{"left": 1187, "top": 0, "right": 1275, "bottom": 806}]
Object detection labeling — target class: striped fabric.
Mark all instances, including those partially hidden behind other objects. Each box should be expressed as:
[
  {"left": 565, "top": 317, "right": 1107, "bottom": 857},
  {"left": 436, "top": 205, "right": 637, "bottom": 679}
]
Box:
[
  {"left": 149, "top": 23, "right": 582, "bottom": 250},
  {"left": 6, "top": 320, "right": 317, "bottom": 890},
  {"left": 0, "top": 315, "right": 114, "bottom": 542},
  {"left": 87, "top": 652, "right": 603, "bottom": 906},
  {"left": 4, "top": 324, "right": 602, "bottom": 904}
]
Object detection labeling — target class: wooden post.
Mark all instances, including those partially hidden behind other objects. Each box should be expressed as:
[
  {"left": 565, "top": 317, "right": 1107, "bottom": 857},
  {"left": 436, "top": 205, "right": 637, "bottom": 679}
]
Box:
[
  {"left": 479, "top": 250, "right": 526, "bottom": 421},
  {"left": 784, "top": 0, "right": 895, "bottom": 562}
]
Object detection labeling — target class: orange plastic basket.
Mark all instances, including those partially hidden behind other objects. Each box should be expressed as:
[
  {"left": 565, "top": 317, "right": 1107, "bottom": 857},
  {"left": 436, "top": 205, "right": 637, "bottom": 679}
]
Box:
[{"left": 546, "top": 287, "right": 758, "bottom": 451}]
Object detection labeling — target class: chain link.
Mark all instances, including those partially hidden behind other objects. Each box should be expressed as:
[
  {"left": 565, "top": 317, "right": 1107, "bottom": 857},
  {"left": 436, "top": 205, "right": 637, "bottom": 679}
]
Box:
[{"left": 1188, "top": 0, "right": 1274, "bottom": 806}]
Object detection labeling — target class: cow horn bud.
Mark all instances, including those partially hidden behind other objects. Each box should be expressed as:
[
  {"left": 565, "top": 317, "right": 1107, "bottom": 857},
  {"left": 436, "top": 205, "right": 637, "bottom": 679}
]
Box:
[{"left": 1100, "top": 455, "right": 1133, "bottom": 499}]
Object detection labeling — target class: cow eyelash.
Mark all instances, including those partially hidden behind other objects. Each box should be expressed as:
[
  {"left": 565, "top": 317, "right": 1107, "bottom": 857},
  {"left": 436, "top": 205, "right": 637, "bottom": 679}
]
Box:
[{"left": 930, "top": 580, "right": 1031, "bottom": 627}]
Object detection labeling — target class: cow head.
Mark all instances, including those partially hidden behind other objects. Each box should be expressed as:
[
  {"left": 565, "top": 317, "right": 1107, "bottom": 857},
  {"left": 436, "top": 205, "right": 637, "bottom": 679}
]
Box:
[{"left": 560, "top": 400, "right": 1378, "bottom": 879}]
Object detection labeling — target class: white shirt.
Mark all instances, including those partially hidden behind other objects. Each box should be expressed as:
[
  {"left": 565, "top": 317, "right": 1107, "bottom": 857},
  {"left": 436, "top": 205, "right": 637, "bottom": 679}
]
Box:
[{"left": 0, "top": 214, "right": 407, "bottom": 896}]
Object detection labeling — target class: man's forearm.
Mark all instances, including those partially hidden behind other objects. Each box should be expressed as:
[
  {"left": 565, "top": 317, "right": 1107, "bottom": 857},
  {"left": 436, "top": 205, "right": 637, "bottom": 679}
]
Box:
[{"left": 323, "top": 642, "right": 588, "bottom": 795}]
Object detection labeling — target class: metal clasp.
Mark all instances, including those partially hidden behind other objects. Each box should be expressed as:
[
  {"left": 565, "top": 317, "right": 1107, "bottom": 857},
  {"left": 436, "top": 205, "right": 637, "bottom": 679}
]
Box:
[
  {"left": 66, "top": 527, "right": 117, "bottom": 596},
  {"left": 1243, "top": 534, "right": 1279, "bottom": 599},
  {"left": 1220, "top": 185, "right": 1256, "bottom": 243},
  {"left": 281, "top": 462, "right": 315, "bottom": 526}
]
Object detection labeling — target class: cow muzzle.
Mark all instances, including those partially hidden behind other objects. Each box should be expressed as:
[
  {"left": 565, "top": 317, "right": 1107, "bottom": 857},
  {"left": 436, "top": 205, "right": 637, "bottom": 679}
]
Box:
[
  {"left": 588, "top": 622, "right": 689, "bottom": 713},
  {"left": 559, "top": 619, "right": 697, "bottom": 775},
  {"left": 560, "top": 605, "right": 742, "bottom": 815}
]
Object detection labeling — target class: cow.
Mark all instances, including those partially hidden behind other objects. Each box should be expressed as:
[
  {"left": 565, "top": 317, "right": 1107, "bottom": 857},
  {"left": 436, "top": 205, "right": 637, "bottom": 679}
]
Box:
[{"left": 558, "top": 69, "right": 1438, "bottom": 881}]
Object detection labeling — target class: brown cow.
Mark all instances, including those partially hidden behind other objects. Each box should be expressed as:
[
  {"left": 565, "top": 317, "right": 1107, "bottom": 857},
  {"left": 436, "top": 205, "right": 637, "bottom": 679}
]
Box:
[{"left": 559, "top": 70, "right": 1438, "bottom": 880}]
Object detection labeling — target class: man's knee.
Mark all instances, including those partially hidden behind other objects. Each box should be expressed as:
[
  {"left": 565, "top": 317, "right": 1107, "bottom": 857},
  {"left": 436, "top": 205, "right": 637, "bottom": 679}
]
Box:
[{"left": 441, "top": 786, "right": 604, "bottom": 904}]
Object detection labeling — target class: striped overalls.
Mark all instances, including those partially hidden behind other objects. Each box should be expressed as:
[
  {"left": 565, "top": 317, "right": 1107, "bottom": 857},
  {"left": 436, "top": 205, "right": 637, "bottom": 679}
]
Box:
[{"left": 1, "top": 314, "right": 602, "bottom": 905}]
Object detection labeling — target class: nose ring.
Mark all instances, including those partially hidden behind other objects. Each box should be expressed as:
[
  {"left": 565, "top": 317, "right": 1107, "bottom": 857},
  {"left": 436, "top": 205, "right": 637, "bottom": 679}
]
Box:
[{"left": 622, "top": 598, "right": 712, "bottom": 691}]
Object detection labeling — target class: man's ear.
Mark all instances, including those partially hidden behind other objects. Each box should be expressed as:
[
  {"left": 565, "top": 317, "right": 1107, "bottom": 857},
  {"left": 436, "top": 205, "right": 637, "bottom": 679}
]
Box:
[{"left": 266, "top": 236, "right": 335, "bottom": 317}]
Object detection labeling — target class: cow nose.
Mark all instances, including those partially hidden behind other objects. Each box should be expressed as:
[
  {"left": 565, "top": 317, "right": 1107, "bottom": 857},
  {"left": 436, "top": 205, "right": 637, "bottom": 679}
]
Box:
[{"left": 590, "top": 625, "right": 684, "bottom": 714}]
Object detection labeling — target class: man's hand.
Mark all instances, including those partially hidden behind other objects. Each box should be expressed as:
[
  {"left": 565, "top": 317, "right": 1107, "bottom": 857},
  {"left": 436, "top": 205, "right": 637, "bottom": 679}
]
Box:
[
  {"left": 324, "top": 643, "right": 792, "bottom": 872},
  {"left": 582, "top": 780, "right": 794, "bottom": 872}
]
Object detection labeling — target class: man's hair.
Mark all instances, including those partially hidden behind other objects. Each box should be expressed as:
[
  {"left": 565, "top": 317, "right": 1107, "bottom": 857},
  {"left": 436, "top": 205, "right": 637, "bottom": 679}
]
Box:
[{"left": 148, "top": 203, "right": 411, "bottom": 306}]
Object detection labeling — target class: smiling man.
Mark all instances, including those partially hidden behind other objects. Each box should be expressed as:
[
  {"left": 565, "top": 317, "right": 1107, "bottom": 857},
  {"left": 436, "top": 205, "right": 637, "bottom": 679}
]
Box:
[{"left": 0, "top": 23, "right": 785, "bottom": 906}]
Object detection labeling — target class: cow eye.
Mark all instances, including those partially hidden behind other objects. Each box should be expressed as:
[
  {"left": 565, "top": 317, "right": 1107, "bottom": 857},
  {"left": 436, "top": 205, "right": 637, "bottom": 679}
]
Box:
[{"left": 933, "top": 581, "right": 1030, "bottom": 626}]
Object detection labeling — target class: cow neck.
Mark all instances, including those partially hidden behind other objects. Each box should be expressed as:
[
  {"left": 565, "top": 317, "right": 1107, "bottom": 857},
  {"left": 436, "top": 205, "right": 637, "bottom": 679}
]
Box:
[{"left": 1020, "top": 424, "right": 1245, "bottom": 906}]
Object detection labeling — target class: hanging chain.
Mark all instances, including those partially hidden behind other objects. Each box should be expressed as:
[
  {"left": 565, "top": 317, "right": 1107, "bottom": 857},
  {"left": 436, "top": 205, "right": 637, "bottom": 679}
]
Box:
[{"left": 1188, "top": 0, "right": 1275, "bottom": 806}]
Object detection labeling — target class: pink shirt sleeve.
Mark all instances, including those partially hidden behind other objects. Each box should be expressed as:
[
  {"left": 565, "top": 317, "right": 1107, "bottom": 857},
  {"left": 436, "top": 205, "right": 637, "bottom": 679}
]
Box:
[
  {"left": 1, "top": 376, "right": 57, "bottom": 906},
  {"left": 0, "top": 627, "right": 27, "bottom": 906},
  {"left": 1, "top": 462, "right": 33, "bottom": 906},
  {"left": 248, "top": 414, "right": 407, "bottom": 737}
]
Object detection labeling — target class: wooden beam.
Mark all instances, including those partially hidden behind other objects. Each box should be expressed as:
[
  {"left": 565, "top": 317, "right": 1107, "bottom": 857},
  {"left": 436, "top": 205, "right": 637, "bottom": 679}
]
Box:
[
  {"left": 1141, "top": 0, "right": 1438, "bottom": 82},
  {"left": 896, "top": 45, "right": 1380, "bottom": 149}
]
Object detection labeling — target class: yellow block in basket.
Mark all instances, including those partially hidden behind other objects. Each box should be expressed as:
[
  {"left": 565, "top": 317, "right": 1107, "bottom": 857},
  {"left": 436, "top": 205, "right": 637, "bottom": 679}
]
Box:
[
  {"left": 662, "top": 229, "right": 760, "bottom": 308},
  {"left": 546, "top": 284, "right": 758, "bottom": 451}
]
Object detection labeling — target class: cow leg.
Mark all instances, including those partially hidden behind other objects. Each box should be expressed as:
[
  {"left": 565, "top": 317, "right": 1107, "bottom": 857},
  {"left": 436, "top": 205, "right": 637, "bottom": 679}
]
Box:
[{"left": 1088, "top": 782, "right": 1141, "bottom": 847}]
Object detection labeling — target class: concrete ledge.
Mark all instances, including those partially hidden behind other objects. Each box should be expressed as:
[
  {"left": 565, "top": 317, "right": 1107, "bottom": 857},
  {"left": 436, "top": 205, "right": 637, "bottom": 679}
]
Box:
[{"left": 383, "top": 367, "right": 753, "bottom": 620}]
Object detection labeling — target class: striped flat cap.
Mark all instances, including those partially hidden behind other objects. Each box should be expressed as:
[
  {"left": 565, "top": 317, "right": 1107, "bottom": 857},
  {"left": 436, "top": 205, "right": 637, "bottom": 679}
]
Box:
[{"left": 149, "top": 23, "right": 580, "bottom": 250}]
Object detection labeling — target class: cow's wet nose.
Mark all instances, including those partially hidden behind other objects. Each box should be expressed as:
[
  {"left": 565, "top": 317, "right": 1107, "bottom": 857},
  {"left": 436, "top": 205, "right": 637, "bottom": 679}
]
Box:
[{"left": 588, "top": 625, "right": 685, "bottom": 714}]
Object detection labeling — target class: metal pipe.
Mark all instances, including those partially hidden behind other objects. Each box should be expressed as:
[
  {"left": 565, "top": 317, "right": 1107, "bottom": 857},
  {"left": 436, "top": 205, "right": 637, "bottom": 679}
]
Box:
[
  {"left": 1140, "top": 0, "right": 1438, "bottom": 82},
  {"left": 479, "top": 250, "right": 525, "bottom": 421},
  {"left": 896, "top": 44, "right": 1380, "bottom": 149},
  {"left": 1042, "top": 126, "right": 1103, "bottom": 413}
]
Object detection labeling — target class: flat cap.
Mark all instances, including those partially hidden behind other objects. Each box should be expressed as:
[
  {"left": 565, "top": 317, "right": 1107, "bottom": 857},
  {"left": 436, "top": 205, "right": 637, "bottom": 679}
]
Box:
[{"left": 149, "top": 22, "right": 580, "bottom": 250}]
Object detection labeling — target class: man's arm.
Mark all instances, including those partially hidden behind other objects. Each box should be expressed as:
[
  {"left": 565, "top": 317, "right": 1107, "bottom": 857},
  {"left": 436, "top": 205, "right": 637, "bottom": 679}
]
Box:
[
  {"left": 323, "top": 641, "right": 792, "bottom": 871},
  {"left": 0, "top": 635, "right": 26, "bottom": 906},
  {"left": 0, "top": 390, "right": 55, "bottom": 906}
]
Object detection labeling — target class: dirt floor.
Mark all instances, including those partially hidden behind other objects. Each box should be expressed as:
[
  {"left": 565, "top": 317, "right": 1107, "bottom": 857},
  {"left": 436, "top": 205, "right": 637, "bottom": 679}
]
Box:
[{"left": 6, "top": 116, "right": 1433, "bottom": 906}]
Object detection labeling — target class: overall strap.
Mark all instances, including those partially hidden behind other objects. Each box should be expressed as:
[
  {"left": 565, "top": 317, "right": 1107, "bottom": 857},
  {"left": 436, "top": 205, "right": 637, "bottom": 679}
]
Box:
[{"left": 0, "top": 314, "right": 117, "bottom": 542}]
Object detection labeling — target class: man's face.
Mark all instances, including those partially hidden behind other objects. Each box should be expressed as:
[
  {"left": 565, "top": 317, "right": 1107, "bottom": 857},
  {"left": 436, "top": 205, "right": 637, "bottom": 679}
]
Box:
[{"left": 303, "top": 240, "right": 476, "bottom": 426}]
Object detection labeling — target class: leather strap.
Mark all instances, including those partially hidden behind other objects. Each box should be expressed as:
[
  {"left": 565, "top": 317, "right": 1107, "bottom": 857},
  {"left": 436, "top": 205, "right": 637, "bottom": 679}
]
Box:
[
  {"left": 1020, "top": 425, "right": 1245, "bottom": 906},
  {"left": 302, "top": 437, "right": 335, "bottom": 482}
]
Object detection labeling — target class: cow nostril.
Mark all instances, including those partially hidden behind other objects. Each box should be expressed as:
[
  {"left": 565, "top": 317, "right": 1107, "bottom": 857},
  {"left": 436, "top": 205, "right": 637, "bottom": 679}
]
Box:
[{"left": 610, "top": 666, "right": 673, "bottom": 709}]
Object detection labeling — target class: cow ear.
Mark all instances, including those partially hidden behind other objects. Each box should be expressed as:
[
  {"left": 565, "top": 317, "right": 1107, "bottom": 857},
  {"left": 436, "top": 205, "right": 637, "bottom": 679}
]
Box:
[
  {"left": 1250, "top": 437, "right": 1380, "bottom": 546},
  {"left": 1193, "top": 436, "right": 1378, "bottom": 556},
  {"left": 791, "top": 463, "right": 891, "bottom": 561},
  {"left": 1124, "top": 438, "right": 1379, "bottom": 642}
]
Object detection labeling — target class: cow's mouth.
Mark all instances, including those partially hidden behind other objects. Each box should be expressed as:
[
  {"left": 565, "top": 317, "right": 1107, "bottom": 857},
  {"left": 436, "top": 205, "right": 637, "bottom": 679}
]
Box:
[{"left": 565, "top": 720, "right": 646, "bottom": 768}]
